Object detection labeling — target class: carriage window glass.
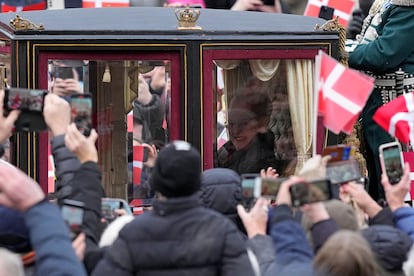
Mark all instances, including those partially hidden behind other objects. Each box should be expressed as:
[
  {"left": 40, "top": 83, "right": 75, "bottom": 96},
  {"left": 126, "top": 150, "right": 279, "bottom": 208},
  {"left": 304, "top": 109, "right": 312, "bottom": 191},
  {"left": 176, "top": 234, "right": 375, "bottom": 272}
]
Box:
[{"left": 214, "top": 59, "right": 315, "bottom": 177}]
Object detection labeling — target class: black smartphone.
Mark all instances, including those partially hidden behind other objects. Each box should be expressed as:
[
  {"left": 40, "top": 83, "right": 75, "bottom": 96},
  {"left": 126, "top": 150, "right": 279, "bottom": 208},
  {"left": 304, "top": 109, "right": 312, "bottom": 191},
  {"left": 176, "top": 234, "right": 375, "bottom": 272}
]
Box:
[
  {"left": 70, "top": 94, "right": 92, "bottom": 136},
  {"left": 4, "top": 87, "right": 47, "bottom": 113},
  {"left": 379, "top": 141, "right": 404, "bottom": 185},
  {"left": 54, "top": 66, "right": 74, "bottom": 80},
  {"left": 318, "top": 5, "right": 335, "bottom": 20},
  {"left": 3, "top": 88, "right": 48, "bottom": 132},
  {"left": 101, "top": 198, "right": 133, "bottom": 223},
  {"left": 326, "top": 159, "right": 362, "bottom": 185},
  {"left": 61, "top": 199, "right": 84, "bottom": 240},
  {"left": 289, "top": 179, "right": 333, "bottom": 207}
]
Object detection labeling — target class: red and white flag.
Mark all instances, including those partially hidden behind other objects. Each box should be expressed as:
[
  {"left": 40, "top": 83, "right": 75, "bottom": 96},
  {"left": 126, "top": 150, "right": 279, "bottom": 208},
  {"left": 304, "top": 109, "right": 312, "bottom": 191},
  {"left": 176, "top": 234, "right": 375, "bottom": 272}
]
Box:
[
  {"left": 304, "top": 0, "right": 355, "bottom": 27},
  {"left": 373, "top": 93, "right": 414, "bottom": 144},
  {"left": 2, "top": 1, "right": 46, "bottom": 12},
  {"left": 83, "top": 0, "right": 129, "bottom": 8},
  {"left": 133, "top": 145, "right": 144, "bottom": 185},
  {"left": 316, "top": 50, "right": 374, "bottom": 134}
]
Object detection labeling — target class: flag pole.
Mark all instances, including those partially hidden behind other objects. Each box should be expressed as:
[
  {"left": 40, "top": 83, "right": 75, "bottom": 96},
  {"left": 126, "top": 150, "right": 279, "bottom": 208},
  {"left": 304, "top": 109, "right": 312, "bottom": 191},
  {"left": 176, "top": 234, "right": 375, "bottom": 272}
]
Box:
[{"left": 312, "top": 50, "right": 322, "bottom": 156}]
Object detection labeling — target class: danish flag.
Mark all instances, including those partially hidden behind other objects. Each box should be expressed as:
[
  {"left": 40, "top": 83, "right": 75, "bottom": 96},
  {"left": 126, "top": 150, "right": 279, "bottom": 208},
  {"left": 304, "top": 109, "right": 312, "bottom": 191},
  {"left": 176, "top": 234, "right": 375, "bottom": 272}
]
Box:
[
  {"left": 316, "top": 50, "right": 374, "bottom": 134},
  {"left": 304, "top": 0, "right": 355, "bottom": 27},
  {"left": 373, "top": 93, "right": 414, "bottom": 144},
  {"left": 133, "top": 145, "right": 144, "bottom": 185},
  {"left": 82, "top": 0, "right": 129, "bottom": 8},
  {"left": 1, "top": 1, "right": 46, "bottom": 12}
]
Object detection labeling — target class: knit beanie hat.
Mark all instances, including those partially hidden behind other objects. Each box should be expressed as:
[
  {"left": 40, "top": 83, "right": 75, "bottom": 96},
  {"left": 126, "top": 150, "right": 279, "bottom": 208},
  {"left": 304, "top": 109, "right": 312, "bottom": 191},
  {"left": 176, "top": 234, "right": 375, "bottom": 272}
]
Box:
[{"left": 151, "top": 140, "right": 201, "bottom": 198}]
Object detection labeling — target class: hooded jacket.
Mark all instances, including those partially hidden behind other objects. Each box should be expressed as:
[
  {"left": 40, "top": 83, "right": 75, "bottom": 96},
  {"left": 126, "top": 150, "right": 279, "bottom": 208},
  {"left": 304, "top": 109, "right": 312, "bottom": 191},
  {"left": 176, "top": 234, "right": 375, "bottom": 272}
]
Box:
[{"left": 200, "top": 168, "right": 246, "bottom": 234}]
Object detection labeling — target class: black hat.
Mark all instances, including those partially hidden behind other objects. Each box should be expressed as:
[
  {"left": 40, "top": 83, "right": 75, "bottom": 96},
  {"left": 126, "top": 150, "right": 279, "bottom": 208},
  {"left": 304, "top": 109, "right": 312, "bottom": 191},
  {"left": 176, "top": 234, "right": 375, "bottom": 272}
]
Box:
[
  {"left": 151, "top": 141, "right": 201, "bottom": 198},
  {"left": 362, "top": 225, "right": 413, "bottom": 272}
]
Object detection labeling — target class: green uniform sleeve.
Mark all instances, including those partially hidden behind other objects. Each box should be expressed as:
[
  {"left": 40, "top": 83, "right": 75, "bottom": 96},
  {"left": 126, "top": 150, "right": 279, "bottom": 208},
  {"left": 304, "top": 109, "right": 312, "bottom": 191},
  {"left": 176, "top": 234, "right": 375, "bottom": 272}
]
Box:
[{"left": 349, "top": 6, "right": 414, "bottom": 73}]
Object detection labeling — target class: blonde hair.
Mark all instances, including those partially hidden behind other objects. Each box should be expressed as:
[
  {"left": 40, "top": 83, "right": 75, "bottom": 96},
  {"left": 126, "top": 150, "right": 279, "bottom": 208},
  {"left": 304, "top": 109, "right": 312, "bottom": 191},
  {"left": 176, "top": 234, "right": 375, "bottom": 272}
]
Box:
[{"left": 314, "top": 230, "right": 379, "bottom": 276}]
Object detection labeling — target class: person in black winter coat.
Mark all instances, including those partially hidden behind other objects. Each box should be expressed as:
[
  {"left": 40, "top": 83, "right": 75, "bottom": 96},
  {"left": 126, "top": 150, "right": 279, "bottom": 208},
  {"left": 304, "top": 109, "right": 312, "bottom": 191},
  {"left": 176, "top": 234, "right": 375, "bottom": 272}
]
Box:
[
  {"left": 44, "top": 94, "right": 106, "bottom": 273},
  {"left": 93, "top": 141, "right": 254, "bottom": 276}
]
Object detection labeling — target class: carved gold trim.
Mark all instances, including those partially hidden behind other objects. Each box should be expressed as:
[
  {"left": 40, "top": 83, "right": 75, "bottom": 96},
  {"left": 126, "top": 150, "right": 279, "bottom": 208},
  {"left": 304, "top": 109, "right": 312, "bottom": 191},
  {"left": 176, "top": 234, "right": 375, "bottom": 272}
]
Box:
[
  {"left": 9, "top": 15, "right": 44, "bottom": 31},
  {"left": 315, "top": 17, "right": 347, "bottom": 66}
]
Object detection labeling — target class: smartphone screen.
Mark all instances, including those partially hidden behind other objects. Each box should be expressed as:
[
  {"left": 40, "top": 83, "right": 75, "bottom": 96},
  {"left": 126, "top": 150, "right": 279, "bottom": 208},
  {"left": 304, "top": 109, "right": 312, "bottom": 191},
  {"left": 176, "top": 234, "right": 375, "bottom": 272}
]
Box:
[
  {"left": 326, "top": 159, "right": 361, "bottom": 184},
  {"left": 241, "top": 174, "right": 260, "bottom": 199},
  {"left": 290, "top": 179, "right": 332, "bottom": 207},
  {"left": 102, "top": 198, "right": 133, "bottom": 223},
  {"left": 380, "top": 142, "right": 403, "bottom": 184},
  {"left": 61, "top": 199, "right": 84, "bottom": 239},
  {"left": 70, "top": 94, "right": 92, "bottom": 136},
  {"left": 4, "top": 88, "right": 47, "bottom": 112},
  {"left": 256, "top": 177, "right": 288, "bottom": 199}
]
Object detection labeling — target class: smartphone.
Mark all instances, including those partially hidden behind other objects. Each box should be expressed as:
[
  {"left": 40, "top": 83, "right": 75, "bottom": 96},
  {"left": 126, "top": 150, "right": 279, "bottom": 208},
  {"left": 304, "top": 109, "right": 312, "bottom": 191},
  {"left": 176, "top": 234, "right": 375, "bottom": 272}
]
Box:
[
  {"left": 70, "top": 94, "right": 92, "bottom": 136},
  {"left": 4, "top": 87, "right": 47, "bottom": 113},
  {"left": 289, "top": 179, "right": 333, "bottom": 207},
  {"left": 102, "top": 198, "right": 133, "bottom": 223},
  {"left": 241, "top": 174, "right": 260, "bottom": 199},
  {"left": 318, "top": 5, "right": 334, "bottom": 20},
  {"left": 253, "top": 177, "right": 289, "bottom": 199},
  {"left": 379, "top": 141, "right": 404, "bottom": 185},
  {"left": 61, "top": 199, "right": 84, "bottom": 240},
  {"left": 326, "top": 159, "right": 362, "bottom": 185},
  {"left": 323, "top": 144, "right": 352, "bottom": 162},
  {"left": 54, "top": 66, "right": 74, "bottom": 80},
  {"left": 3, "top": 88, "right": 48, "bottom": 132}
]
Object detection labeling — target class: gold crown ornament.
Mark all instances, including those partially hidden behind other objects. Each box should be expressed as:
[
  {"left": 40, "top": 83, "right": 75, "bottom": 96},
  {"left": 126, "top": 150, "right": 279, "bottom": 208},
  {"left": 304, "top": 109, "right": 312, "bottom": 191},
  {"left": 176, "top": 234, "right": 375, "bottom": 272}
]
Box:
[{"left": 175, "top": 5, "right": 202, "bottom": 30}]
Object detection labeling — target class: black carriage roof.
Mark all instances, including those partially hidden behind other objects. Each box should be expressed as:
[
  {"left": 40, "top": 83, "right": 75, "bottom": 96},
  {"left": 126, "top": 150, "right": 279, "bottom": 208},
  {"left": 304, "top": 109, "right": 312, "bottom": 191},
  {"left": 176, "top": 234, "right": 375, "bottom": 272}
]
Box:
[{"left": 0, "top": 7, "right": 334, "bottom": 40}]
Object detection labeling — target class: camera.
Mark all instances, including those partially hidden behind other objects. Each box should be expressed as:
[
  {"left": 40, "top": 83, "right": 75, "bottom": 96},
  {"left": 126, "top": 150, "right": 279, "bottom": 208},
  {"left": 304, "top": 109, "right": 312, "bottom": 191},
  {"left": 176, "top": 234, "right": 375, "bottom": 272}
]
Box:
[
  {"left": 289, "top": 179, "right": 333, "bottom": 207},
  {"left": 101, "top": 198, "right": 133, "bottom": 223},
  {"left": 379, "top": 141, "right": 404, "bottom": 185},
  {"left": 3, "top": 88, "right": 48, "bottom": 132},
  {"left": 61, "top": 199, "right": 85, "bottom": 240},
  {"left": 70, "top": 94, "right": 92, "bottom": 136},
  {"left": 326, "top": 159, "right": 362, "bottom": 185}
]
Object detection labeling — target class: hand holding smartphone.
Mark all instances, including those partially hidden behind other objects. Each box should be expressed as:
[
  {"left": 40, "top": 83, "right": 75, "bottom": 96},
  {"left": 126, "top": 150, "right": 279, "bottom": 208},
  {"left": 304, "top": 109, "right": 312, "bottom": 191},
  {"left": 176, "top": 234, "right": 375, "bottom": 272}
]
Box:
[{"left": 379, "top": 141, "right": 404, "bottom": 185}]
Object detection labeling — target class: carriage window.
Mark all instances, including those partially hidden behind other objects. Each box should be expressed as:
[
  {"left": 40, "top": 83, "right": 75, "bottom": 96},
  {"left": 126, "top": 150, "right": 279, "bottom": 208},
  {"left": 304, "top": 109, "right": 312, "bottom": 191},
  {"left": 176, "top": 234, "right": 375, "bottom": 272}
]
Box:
[
  {"left": 46, "top": 59, "right": 171, "bottom": 207},
  {"left": 214, "top": 59, "right": 315, "bottom": 176}
]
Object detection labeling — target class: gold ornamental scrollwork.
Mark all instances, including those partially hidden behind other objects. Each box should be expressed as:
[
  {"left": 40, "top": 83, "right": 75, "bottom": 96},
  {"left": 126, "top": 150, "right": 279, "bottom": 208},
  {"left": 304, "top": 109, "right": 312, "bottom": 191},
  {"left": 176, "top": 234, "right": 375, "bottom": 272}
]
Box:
[
  {"left": 315, "top": 17, "right": 348, "bottom": 66},
  {"left": 10, "top": 15, "right": 44, "bottom": 31}
]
